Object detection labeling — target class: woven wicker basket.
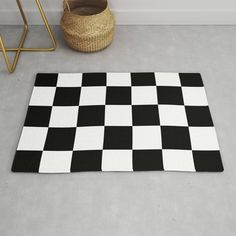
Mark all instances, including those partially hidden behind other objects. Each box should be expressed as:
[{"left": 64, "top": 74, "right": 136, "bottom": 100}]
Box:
[{"left": 61, "top": 0, "right": 115, "bottom": 52}]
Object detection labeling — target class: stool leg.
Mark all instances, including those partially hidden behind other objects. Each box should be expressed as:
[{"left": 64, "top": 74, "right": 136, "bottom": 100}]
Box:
[
  {"left": 0, "top": 0, "right": 57, "bottom": 54},
  {"left": 34, "top": 0, "right": 57, "bottom": 51},
  {"left": 0, "top": 0, "right": 28, "bottom": 73}
]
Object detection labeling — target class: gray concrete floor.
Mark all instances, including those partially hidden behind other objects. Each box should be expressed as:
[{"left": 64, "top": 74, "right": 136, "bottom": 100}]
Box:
[{"left": 0, "top": 26, "right": 236, "bottom": 236}]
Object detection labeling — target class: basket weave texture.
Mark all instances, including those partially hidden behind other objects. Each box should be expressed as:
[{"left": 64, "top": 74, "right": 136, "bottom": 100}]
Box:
[{"left": 61, "top": 0, "right": 115, "bottom": 52}]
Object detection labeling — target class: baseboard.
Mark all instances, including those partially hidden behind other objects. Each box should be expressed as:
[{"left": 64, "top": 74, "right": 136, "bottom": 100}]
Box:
[{"left": 1, "top": 9, "right": 236, "bottom": 25}]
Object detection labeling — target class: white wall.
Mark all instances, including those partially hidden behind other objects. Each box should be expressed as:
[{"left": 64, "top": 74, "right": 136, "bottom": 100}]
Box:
[{"left": 1, "top": 0, "right": 236, "bottom": 25}]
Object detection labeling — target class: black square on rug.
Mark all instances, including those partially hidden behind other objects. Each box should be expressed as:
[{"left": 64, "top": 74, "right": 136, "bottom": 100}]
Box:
[{"left": 12, "top": 72, "right": 224, "bottom": 173}]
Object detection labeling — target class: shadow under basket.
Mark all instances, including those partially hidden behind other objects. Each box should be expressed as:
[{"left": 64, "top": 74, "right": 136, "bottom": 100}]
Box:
[{"left": 61, "top": 0, "right": 115, "bottom": 52}]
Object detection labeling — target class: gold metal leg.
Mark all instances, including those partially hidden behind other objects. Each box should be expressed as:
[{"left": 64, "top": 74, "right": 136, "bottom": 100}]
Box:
[
  {"left": 0, "top": 0, "right": 57, "bottom": 73},
  {"left": 0, "top": 0, "right": 28, "bottom": 73}
]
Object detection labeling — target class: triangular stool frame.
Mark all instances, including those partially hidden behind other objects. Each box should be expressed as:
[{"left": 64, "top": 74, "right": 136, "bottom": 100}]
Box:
[{"left": 0, "top": 0, "right": 57, "bottom": 73}]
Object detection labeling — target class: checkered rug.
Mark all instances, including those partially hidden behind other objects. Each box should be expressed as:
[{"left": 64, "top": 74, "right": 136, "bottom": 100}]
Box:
[{"left": 12, "top": 72, "right": 223, "bottom": 173}]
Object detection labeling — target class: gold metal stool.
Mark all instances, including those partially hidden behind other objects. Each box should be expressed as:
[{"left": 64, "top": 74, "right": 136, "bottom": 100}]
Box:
[{"left": 0, "top": 0, "right": 57, "bottom": 73}]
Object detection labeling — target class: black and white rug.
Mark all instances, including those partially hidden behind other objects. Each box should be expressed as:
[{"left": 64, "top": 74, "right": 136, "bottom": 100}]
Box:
[{"left": 12, "top": 73, "right": 223, "bottom": 173}]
